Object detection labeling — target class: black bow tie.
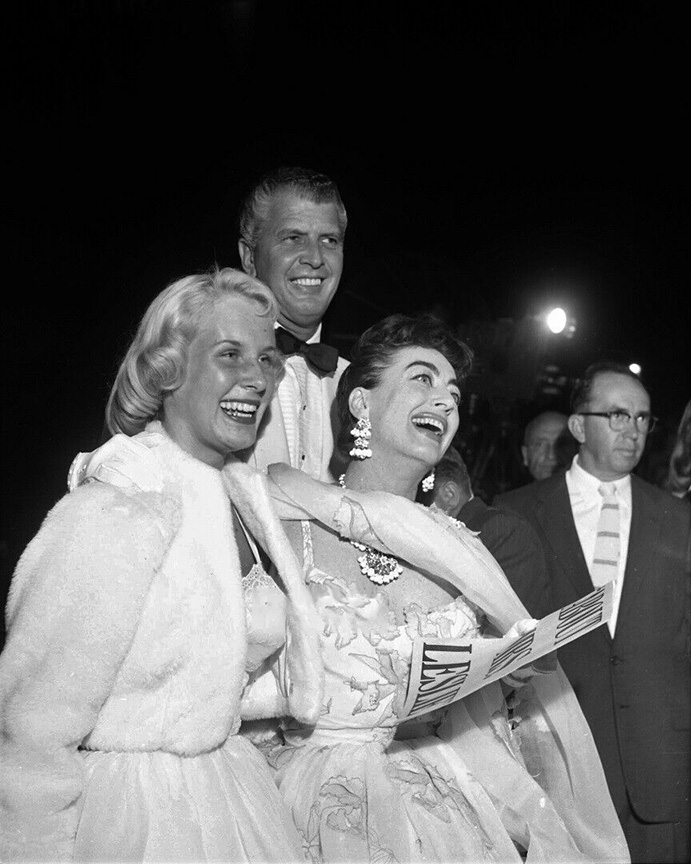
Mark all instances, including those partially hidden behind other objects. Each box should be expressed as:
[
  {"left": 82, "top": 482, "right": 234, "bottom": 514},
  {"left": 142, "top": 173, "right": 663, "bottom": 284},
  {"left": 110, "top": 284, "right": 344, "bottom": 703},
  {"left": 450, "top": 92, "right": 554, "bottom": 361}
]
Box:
[{"left": 275, "top": 327, "right": 339, "bottom": 375}]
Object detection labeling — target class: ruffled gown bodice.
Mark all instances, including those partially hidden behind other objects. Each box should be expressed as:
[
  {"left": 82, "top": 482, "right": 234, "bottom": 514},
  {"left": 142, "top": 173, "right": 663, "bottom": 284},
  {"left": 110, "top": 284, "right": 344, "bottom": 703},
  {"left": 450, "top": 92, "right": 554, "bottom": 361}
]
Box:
[
  {"left": 281, "top": 532, "right": 480, "bottom": 750},
  {"left": 271, "top": 522, "right": 528, "bottom": 864}
]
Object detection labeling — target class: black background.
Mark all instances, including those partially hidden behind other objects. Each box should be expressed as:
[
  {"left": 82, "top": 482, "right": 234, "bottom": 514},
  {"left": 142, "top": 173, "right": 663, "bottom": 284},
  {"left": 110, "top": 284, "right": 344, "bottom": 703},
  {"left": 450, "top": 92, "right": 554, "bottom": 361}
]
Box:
[{"left": 3, "top": 1, "right": 689, "bottom": 630}]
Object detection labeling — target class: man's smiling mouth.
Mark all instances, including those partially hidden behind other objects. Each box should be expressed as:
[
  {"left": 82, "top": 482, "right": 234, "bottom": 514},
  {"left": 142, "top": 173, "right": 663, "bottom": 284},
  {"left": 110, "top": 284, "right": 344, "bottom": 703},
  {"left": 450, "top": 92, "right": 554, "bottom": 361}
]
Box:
[{"left": 290, "top": 277, "right": 324, "bottom": 288}]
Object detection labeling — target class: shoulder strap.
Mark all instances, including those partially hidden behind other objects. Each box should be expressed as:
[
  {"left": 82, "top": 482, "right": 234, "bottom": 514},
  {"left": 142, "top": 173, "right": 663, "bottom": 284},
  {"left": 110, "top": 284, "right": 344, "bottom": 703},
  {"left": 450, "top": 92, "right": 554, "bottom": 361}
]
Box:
[{"left": 233, "top": 506, "right": 262, "bottom": 565}]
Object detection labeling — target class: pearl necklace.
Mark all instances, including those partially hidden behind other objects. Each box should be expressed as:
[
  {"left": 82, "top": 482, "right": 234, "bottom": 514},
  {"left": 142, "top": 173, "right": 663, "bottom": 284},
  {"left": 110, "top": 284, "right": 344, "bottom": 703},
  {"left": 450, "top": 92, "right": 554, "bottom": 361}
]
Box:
[{"left": 338, "top": 474, "right": 403, "bottom": 585}]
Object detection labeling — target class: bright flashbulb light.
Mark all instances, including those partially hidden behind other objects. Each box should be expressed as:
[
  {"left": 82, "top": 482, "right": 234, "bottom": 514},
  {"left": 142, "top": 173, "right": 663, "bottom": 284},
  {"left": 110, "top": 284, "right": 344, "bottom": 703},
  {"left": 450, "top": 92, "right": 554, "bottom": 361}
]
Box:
[
  {"left": 629, "top": 363, "right": 642, "bottom": 376},
  {"left": 546, "top": 307, "right": 567, "bottom": 334}
]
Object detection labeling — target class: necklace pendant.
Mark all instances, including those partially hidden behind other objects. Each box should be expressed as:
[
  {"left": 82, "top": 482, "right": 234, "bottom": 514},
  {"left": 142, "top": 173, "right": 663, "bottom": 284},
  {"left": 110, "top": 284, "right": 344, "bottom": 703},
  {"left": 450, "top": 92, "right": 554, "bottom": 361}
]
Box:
[
  {"left": 356, "top": 549, "right": 403, "bottom": 585},
  {"left": 338, "top": 473, "right": 403, "bottom": 586}
]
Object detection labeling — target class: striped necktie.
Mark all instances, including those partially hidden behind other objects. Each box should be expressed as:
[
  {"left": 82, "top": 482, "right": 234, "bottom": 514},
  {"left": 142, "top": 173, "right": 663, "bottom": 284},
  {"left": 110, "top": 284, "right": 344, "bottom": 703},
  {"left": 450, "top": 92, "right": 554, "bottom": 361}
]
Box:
[{"left": 591, "top": 482, "right": 620, "bottom": 586}]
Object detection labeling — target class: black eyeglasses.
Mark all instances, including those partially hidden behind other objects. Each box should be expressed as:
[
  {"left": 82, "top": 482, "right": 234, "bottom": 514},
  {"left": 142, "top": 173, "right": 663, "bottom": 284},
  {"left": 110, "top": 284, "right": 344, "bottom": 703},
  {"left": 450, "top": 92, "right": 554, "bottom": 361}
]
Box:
[{"left": 579, "top": 410, "right": 657, "bottom": 433}]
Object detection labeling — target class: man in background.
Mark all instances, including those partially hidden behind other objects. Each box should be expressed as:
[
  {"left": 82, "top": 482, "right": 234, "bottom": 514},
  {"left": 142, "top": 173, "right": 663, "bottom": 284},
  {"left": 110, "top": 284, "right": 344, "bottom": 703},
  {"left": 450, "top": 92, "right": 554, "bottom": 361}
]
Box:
[
  {"left": 521, "top": 410, "right": 572, "bottom": 482},
  {"left": 495, "top": 362, "right": 691, "bottom": 863},
  {"left": 237, "top": 166, "right": 349, "bottom": 481},
  {"left": 423, "top": 446, "right": 553, "bottom": 618}
]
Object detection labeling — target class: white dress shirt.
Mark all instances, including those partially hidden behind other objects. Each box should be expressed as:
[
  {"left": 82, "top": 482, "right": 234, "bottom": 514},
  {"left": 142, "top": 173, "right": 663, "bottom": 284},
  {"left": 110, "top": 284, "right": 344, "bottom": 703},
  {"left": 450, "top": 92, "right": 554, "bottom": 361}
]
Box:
[
  {"left": 565, "top": 455, "right": 632, "bottom": 636},
  {"left": 241, "top": 324, "right": 349, "bottom": 482}
]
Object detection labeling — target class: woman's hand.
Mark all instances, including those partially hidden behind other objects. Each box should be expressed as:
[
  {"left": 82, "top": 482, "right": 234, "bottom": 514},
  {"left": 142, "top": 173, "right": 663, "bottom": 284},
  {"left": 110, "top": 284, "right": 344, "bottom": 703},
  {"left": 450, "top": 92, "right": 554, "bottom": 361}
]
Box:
[
  {"left": 503, "top": 617, "right": 538, "bottom": 640},
  {"left": 501, "top": 619, "right": 557, "bottom": 688}
]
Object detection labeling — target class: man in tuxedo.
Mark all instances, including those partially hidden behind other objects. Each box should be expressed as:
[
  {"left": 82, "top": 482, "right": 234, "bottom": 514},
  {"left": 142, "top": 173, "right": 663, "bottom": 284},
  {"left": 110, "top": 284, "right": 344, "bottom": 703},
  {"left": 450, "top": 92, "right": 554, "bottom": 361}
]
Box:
[
  {"left": 424, "top": 447, "right": 553, "bottom": 618},
  {"left": 496, "top": 361, "right": 691, "bottom": 863},
  {"left": 236, "top": 166, "right": 349, "bottom": 481}
]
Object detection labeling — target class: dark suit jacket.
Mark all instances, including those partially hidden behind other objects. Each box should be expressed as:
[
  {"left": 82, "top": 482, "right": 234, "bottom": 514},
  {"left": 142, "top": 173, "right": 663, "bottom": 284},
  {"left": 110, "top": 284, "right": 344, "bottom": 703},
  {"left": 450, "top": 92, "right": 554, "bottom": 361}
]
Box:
[
  {"left": 495, "top": 472, "right": 691, "bottom": 824},
  {"left": 458, "top": 496, "right": 553, "bottom": 619}
]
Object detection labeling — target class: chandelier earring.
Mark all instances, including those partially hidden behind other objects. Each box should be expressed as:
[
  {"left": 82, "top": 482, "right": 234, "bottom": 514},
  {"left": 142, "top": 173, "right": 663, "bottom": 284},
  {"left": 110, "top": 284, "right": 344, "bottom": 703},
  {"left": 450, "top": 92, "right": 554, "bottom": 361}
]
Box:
[
  {"left": 349, "top": 417, "right": 372, "bottom": 459},
  {"left": 421, "top": 470, "right": 436, "bottom": 493}
]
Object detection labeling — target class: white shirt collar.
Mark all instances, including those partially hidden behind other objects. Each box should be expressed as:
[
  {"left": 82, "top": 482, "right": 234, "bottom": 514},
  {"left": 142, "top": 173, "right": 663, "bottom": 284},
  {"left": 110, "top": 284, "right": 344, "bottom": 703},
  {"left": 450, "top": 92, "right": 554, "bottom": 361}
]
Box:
[{"left": 567, "top": 454, "right": 632, "bottom": 500}]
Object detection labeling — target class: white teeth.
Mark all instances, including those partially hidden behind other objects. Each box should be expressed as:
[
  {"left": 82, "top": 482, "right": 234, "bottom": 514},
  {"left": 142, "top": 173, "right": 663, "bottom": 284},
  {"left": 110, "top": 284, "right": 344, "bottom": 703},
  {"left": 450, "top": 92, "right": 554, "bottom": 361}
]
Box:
[
  {"left": 292, "top": 278, "right": 322, "bottom": 286},
  {"left": 220, "top": 401, "right": 258, "bottom": 414},
  {"left": 412, "top": 416, "right": 445, "bottom": 435}
]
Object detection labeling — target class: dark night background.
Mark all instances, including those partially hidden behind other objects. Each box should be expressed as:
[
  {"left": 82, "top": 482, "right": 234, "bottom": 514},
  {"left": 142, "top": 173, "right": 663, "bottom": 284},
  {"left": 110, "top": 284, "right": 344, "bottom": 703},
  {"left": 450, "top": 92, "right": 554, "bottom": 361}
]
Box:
[{"left": 2, "top": 1, "right": 689, "bottom": 640}]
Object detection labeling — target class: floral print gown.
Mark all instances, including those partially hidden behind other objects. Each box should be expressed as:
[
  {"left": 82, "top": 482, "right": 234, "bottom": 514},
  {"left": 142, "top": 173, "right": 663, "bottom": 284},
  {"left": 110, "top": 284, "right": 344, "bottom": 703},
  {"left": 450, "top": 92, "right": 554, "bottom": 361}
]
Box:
[{"left": 270, "top": 521, "right": 526, "bottom": 864}]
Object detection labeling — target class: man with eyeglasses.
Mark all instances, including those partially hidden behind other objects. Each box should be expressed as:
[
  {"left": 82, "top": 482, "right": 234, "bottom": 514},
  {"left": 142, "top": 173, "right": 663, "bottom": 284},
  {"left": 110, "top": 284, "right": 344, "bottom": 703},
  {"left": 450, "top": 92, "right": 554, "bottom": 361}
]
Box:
[{"left": 495, "top": 361, "right": 690, "bottom": 864}]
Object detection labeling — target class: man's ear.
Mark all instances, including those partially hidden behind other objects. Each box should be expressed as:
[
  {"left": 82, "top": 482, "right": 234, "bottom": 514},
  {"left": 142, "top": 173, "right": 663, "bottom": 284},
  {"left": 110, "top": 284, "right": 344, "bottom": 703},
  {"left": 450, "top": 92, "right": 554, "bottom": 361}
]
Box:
[
  {"left": 520, "top": 444, "right": 529, "bottom": 468},
  {"left": 436, "top": 480, "right": 464, "bottom": 516},
  {"left": 238, "top": 239, "right": 256, "bottom": 276},
  {"left": 348, "top": 387, "right": 370, "bottom": 420},
  {"left": 568, "top": 413, "right": 586, "bottom": 445}
]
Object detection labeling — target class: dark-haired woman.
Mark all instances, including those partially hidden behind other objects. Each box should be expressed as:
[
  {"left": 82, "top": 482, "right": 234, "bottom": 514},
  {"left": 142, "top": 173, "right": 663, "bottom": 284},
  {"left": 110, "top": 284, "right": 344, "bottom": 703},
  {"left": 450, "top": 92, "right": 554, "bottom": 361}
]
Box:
[{"left": 266, "top": 314, "right": 629, "bottom": 863}]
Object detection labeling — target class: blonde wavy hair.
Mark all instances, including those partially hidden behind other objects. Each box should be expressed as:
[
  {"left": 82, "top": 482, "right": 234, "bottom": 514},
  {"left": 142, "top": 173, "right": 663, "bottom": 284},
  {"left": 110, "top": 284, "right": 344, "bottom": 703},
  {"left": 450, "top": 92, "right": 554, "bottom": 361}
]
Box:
[{"left": 106, "top": 267, "right": 278, "bottom": 436}]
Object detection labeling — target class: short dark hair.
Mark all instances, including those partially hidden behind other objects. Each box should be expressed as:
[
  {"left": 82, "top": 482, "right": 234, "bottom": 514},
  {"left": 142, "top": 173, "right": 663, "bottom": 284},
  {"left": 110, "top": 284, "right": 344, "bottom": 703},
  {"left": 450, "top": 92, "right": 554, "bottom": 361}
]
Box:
[
  {"left": 238, "top": 166, "right": 348, "bottom": 249},
  {"left": 435, "top": 447, "right": 472, "bottom": 497},
  {"left": 570, "top": 361, "right": 649, "bottom": 413},
  {"left": 523, "top": 410, "right": 568, "bottom": 446},
  {"left": 335, "top": 313, "right": 473, "bottom": 459}
]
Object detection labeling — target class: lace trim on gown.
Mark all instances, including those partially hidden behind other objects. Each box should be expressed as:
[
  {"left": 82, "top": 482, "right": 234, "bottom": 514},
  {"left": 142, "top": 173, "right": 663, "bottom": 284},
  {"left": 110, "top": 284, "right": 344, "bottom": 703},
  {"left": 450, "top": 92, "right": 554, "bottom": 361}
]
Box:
[{"left": 236, "top": 511, "right": 287, "bottom": 674}]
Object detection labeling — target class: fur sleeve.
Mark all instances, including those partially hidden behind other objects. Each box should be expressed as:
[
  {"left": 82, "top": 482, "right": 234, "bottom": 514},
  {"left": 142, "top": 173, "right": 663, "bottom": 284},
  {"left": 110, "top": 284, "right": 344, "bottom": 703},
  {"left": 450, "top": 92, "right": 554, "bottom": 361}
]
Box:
[{"left": 0, "top": 482, "right": 179, "bottom": 862}]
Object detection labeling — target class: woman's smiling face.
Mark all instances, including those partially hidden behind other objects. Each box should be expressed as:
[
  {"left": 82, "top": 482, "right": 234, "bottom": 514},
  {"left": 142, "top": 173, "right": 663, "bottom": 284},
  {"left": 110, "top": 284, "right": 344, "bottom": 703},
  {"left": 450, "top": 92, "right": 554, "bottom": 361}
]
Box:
[
  {"left": 359, "top": 346, "right": 461, "bottom": 470},
  {"left": 162, "top": 293, "right": 279, "bottom": 468}
]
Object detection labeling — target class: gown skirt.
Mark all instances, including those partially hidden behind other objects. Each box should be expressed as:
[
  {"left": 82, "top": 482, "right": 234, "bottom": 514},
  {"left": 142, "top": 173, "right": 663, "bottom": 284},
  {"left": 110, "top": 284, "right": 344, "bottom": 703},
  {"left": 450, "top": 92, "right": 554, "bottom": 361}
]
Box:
[
  {"left": 72, "top": 566, "right": 306, "bottom": 863},
  {"left": 73, "top": 728, "right": 305, "bottom": 862}
]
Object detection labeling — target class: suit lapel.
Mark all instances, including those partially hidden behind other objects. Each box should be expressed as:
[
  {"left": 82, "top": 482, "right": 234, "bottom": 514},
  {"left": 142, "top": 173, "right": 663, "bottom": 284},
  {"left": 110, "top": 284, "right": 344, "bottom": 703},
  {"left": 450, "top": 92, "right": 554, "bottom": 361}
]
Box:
[
  {"left": 535, "top": 476, "right": 612, "bottom": 644},
  {"left": 616, "top": 477, "right": 659, "bottom": 632},
  {"left": 536, "top": 477, "right": 591, "bottom": 593}
]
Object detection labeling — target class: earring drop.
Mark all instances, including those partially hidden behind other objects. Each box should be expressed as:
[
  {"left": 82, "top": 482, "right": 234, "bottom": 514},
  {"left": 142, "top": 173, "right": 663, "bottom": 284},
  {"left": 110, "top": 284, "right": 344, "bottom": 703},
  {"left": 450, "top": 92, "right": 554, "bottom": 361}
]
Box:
[
  {"left": 421, "top": 470, "right": 436, "bottom": 493},
  {"left": 349, "top": 417, "right": 372, "bottom": 459}
]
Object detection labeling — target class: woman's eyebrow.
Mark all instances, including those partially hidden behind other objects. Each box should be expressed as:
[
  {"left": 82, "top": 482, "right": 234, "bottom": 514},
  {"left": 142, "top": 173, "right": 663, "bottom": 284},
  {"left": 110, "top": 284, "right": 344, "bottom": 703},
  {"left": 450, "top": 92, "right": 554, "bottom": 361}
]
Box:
[
  {"left": 404, "top": 360, "right": 439, "bottom": 374},
  {"left": 404, "top": 360, "right": 459, "bottom": 389}
]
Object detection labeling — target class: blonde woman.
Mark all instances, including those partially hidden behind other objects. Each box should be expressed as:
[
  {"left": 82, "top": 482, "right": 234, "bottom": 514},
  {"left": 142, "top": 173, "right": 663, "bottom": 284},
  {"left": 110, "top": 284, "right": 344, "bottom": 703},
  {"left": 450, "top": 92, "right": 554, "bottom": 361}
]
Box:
[{"left": 0, "top": 268, "right": 322, "bottom": 862}]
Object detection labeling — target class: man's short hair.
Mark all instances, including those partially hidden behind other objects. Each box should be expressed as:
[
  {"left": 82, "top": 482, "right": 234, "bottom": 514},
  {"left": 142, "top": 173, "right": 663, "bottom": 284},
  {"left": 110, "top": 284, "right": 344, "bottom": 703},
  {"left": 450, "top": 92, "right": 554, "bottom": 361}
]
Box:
[
  {"left": 570, "top": 361, "right": 649, "bottom": 413},
  {"left": 238, "top": 166, "right": 348, "bottom": 249},
  {"left": 523, "top": 411, "right": 568, "bottom": 445},
  {"left": 434, "top": 446, "right": 473, "bottom": 500}
]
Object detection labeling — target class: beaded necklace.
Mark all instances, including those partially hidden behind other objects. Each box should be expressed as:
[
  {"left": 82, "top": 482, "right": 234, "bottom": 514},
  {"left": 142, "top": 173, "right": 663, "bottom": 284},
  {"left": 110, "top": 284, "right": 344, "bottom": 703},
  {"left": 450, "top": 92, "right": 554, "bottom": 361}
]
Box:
[{"left": 337, "top": 474, "right": 403, "bottom": 585}]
